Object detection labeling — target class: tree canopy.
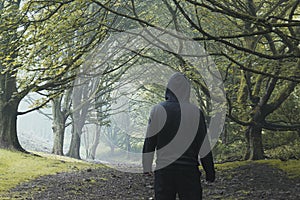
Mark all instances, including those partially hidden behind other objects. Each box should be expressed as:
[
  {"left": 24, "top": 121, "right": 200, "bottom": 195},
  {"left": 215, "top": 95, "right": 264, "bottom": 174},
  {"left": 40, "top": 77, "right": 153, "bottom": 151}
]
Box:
[{"left": 0, "top": 0, "right": 299, "bottom": 161}]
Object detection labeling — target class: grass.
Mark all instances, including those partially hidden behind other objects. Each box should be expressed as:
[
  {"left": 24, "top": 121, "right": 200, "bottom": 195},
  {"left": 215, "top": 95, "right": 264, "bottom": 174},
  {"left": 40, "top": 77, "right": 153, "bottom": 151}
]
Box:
[
  {"left": 214, "top": 160, "right": 250, "bottom": 171},
  {"left": 209, "top": 159, "right": 300, "bottom": 179},
  {"left": 0, "top": 149, "right": 102, "bottom": 197},
  {"left": 1, "top": 148, "right": 300, "bottom": 199},
  {"left": 257, "top": 159, "right": 300, "bottom": 179}
]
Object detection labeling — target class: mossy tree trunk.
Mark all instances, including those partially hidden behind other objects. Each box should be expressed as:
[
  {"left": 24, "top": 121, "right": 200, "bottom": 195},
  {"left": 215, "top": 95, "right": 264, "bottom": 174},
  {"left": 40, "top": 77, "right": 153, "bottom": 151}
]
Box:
[
  {"left": 244, "top": 121, "right": 265, "bottom": 160},
  {"left": 0, "top": 100, "right": 23, "bottom": 151},
  {"left": 248, "top": 125, "right": 264, "bottom": 160},
  {"left": 0, "top": 73, "right": 24, "bottom": 151},
  {"left": 0, "top": 1, "right": 24, "bottom": 152},
  {"left": 244, "top": 100, "right": 266, "bottom": 160}
]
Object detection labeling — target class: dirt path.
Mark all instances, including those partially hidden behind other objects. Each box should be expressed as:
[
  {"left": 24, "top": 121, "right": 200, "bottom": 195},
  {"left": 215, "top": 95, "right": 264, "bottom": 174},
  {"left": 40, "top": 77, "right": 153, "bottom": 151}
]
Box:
[{"left": 6, "top": 162, "right": 300, "bottom": 200}]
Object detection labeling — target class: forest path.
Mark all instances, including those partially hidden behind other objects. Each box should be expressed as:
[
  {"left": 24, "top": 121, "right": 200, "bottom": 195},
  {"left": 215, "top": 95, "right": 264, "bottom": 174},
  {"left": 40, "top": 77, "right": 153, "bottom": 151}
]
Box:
[{"left": 7, "top": 162, "right": 300, "bottom": 200}]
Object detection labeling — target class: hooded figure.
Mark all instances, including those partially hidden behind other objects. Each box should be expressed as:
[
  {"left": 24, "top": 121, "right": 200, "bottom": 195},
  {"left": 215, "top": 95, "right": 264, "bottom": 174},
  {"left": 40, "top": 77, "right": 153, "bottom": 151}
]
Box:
[{"left": 142, "top": 72, "right": 215, "bottom": 200}]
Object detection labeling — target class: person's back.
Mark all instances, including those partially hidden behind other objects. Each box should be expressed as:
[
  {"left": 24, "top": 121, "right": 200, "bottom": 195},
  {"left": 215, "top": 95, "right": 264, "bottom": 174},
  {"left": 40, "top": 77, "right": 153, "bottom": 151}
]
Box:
[{"left": 143, "top": 72, "right": 215, "bottom": 200}]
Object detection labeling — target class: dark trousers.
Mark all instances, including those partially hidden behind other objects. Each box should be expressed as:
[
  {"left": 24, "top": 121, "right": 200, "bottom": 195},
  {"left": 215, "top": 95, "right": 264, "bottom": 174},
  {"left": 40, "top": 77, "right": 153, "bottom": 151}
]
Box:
[{"left": 154, "top": 166, "right": 202, "bottom": 200}]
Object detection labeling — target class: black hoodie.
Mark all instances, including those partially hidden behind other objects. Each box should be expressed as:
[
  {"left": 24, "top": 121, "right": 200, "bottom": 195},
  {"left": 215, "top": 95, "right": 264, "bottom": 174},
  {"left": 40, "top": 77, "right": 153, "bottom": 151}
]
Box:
[{"left": 142, "top": 72, "right": 215, "bottom": 181}]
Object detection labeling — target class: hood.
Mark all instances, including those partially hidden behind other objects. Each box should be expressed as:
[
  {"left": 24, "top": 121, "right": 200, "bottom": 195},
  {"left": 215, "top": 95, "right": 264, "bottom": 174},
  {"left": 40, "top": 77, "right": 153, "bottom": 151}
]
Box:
[{"left": 165, "top": 72, "right": 191, "bottom": 102}]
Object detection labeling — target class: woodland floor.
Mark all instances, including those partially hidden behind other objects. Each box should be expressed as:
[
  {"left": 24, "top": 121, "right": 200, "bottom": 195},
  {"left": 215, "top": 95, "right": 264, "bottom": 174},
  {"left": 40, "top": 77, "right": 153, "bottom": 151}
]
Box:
[{"left": 5, "top": 162, "right": 300, "bottom": 200}]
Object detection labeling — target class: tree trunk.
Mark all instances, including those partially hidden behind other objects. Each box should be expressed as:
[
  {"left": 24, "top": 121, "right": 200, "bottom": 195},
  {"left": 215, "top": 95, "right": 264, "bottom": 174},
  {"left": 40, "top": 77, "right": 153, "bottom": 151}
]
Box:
[
  {"left": 66, "top": 78, "right": 90, "bottom": 159},
  {"left": 67, "top": 131, "right": 81, "bottom": 159},
  {"left": 248, "top": 125, "right": 264, "bottom": 160},
  {"left": 52, "top": 124, "right": 65, "bottom": 155},
  {"left": 126, "top": 133, "right": 131, "bottom": 159},
  {"left": 51, "top": 98, "right": 66, "bottom": 155},
  {"left": 52, "top": 125, "right": 65, "bottom": 155},
  {"left": 110, "top": 144, "right": 115, "bottom": 155},
  {"left": 67, "top": 125, "right": 82, "bottom": 159},
  {"left": 245, "top": 105, "right": 265, "bottom": 160},
  {"left": 0, "top": 100, "right": 24, "bottom": 151},
  {"left": 0, "top": 66, "right": 24, "bottom": 151},
  {"left": 244, "top": 127, "right": 251, "bottom": 160},
  {"left": 88, "top": 125, "right": 101, "bottom": 160}
]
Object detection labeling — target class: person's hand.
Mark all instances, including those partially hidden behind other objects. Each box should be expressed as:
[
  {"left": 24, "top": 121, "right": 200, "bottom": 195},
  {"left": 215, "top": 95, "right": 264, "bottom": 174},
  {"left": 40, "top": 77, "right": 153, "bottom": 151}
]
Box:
[{"left": 205, "top": 173, "right": 215, "bottom": 183}]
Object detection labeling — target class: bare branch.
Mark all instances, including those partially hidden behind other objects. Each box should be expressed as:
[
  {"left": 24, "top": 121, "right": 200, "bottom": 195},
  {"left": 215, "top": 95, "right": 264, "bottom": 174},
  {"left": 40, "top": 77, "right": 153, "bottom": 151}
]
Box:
[
  {"left": 222, "top": 53, "right": 300, "bottom": 83},
  {"left": 173, "top": 0, "right": 298, "bottom": 60},
  {"left": 262, "top": 121, "right": 300, "bottom": 131},
  {"left": 17, "top": 97, "right": 51, "bottom": 115}
]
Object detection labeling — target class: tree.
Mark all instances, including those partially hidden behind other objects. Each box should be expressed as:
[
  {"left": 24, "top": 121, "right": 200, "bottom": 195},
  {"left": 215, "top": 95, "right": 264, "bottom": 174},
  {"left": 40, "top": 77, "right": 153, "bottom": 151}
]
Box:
[
  {"left": 0, "top": 0, "right": 107, "bottom": 151},
  {"left": 172, "top": 0, "right": 300, "bottom": 160},
  {"left": 92, "top": 0, "right": 300, "bottom": 160},
  {"left": 66, "top": 44, "right": 132, "bottom": 159},
  {"left": 51, "top": 87, "right": 72, "bottom": 155},
  {"left": 85, "top": 80, "right": 113, "bottom": 160}
]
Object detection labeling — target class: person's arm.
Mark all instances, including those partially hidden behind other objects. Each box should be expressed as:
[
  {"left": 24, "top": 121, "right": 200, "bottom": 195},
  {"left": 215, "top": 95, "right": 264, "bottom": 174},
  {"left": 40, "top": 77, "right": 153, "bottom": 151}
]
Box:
[
  {"left": 142, "top": 108, "right": 158, "bottom": 173},
  {"left": 199, "top": 110, "right": 215, "bottom": 182},
  {"left": 142, "top": 136, "right": 157, "bottom": 173},
  {"left": 200, "top": 151, "right": 215, "bottom": 182}
]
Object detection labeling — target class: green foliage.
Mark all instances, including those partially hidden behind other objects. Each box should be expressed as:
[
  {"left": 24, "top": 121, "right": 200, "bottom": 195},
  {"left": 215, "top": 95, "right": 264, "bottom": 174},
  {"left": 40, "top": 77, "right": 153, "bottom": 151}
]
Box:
[
  {"left": 18, "top": 0, "right": 107, "bottom": 90},
  {"left": 265, "top": 140, "right": 300, "bottom": 160},
  {"left": 1, "top": 0, "right": 109, "bottom": 102},
  {"left": 213, "top": 141, "right": 246, "bottom": 162},
  {"left": 263, "top": 131, "right": 299, "bottom": 150},
  {"left": 262, "top": 86, "right": 300, "bottom": 160},
  {"left": 212, "top": 121, "right": 247, "bottom": 162},
  {"left": 266, "top": 85, "right": 300, "bottom": 125}
]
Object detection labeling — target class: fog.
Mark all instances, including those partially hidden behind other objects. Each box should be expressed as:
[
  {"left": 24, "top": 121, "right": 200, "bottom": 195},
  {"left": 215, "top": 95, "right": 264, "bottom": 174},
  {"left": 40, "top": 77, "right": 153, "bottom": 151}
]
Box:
[{"left": 17, "top": 96, "right": 54, "bottom": 153}]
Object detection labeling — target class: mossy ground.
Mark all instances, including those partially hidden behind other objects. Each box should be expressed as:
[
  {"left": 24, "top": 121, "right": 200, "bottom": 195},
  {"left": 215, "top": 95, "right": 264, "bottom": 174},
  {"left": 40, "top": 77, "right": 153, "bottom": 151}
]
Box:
[
  {"left": 0, "top": 149, "right": 102, "bottom": 198},
  {"left": 1, "top": 149, "right": 300, "bottom": 199},
  {"left": 257, "top": 159, "right": 300, "bottom": 179},
  {"left": 212, "top": 159, "right": 300, "bottom": 179}
]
